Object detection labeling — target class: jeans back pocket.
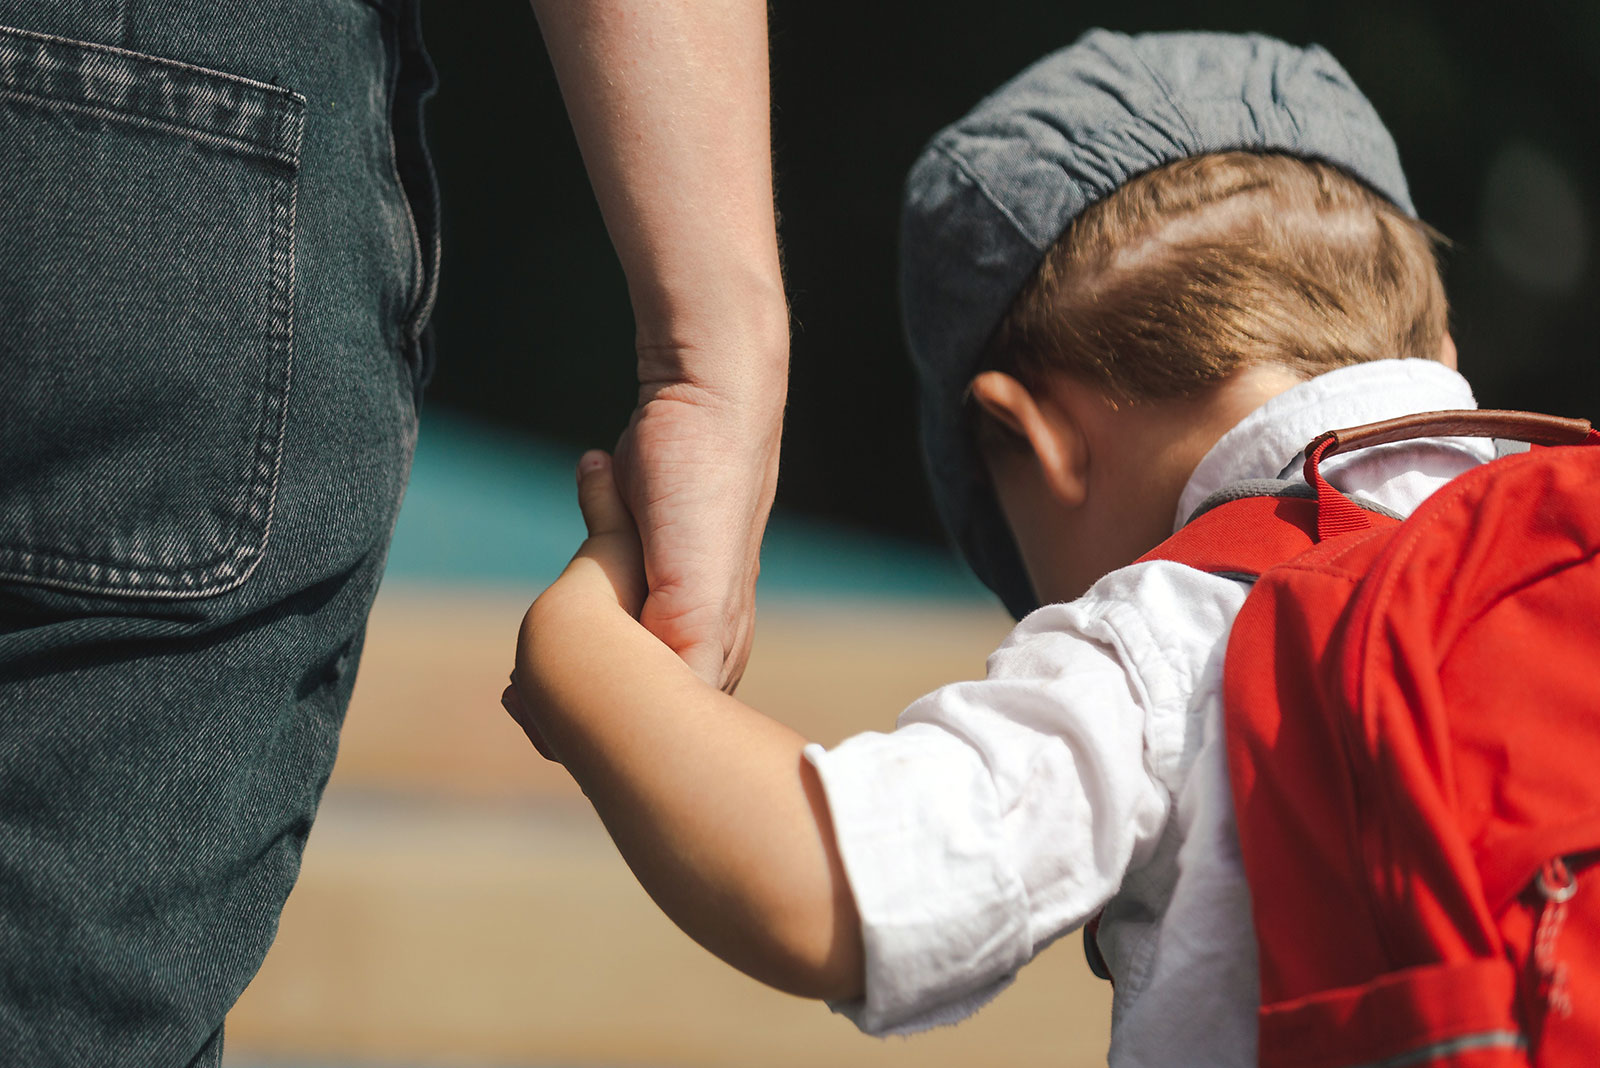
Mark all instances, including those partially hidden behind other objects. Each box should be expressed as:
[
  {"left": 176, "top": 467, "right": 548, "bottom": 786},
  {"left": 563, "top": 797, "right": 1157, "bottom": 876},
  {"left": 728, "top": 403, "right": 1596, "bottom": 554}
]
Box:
[{"left": 0, "top": 26, "right": 304, "bottom": 599}]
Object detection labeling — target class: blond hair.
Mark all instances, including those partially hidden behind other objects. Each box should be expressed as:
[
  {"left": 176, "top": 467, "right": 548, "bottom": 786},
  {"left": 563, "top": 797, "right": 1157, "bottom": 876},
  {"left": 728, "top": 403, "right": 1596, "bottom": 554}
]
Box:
[{"left": 980, "top": 152, "right": 1448, "bottom": 405}]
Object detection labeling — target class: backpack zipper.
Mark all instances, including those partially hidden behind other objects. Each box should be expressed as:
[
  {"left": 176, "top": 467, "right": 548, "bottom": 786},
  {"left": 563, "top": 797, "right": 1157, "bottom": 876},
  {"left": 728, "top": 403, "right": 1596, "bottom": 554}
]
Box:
[{"left": 1532, "top": 856, "right": 1576, "bottom": 1021}]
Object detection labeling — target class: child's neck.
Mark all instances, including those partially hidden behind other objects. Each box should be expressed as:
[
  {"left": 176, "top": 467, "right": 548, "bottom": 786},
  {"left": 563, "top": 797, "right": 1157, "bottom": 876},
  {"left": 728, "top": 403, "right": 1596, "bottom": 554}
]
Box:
[{"left": 1026, "top": 365, "right": 1305, "bottom": 603}]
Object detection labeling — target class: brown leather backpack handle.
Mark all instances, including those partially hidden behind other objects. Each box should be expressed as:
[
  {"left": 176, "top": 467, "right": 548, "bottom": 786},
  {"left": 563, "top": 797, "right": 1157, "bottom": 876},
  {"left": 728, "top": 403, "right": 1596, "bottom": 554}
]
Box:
[
  {"left": 1310, "top": 409, "right": 1594, "bottom": 463},
  {"left": 1303, "top": 409, "right": 1597, "bottom": 542}
]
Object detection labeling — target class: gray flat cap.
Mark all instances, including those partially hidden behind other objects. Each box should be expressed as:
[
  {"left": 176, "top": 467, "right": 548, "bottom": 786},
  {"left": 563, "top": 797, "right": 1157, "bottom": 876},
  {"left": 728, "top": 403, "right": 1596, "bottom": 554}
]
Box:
[{"left": 902, "top": 29, "right": 1415, "bottom": 619}]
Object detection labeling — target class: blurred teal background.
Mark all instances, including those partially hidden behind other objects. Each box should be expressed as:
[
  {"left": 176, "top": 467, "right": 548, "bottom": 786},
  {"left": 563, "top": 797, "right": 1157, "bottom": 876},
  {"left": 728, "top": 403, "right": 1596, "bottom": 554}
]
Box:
[{"left": 385, "top": 409, "right": 990, "bottom": 601}]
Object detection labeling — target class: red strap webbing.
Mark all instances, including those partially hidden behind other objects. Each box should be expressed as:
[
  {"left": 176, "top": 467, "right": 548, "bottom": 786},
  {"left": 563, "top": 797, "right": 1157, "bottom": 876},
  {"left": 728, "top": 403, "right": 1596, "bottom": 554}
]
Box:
[
  {"left": 1306, "top": 436, "right": 1377, "bottom": 540},
  {"left": 1138, "top": 495, "right": 1323, "bottom": 578}
]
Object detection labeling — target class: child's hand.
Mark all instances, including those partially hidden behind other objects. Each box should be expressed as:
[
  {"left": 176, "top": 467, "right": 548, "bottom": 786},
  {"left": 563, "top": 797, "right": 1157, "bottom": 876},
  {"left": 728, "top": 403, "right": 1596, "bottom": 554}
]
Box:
[
  {"left": 565, "top": 449, "right": 648, "bottom": 617},
  {"left": 504, "top": 450, "right": 648, "bottom": 761},
  {"left": 500, "top": 452, "right": 863, "bottom": 1001}
]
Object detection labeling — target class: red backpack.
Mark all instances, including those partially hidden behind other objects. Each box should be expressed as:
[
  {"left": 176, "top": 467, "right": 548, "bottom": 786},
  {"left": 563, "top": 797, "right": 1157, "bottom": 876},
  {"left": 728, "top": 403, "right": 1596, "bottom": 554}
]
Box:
[{"left": 1138, "top": 409, "right": 1600, "bottom": 1067}]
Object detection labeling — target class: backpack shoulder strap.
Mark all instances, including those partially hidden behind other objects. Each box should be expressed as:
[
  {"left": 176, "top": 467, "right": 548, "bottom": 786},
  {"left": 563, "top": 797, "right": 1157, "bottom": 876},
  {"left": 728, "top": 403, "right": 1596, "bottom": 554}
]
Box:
[
  {"left": 1083, "top": 481, "right": 1399, "bottom": 984},
  {"left": 1137, "top": 482, "right": 1397, "bottom": 581}
]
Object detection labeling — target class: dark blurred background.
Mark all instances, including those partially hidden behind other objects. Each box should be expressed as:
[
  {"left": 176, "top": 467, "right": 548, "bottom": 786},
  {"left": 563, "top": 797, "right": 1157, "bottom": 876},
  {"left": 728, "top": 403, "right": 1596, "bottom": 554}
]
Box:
[{"left": 419, "top": 0, "right": 1600, "bottom": 545}]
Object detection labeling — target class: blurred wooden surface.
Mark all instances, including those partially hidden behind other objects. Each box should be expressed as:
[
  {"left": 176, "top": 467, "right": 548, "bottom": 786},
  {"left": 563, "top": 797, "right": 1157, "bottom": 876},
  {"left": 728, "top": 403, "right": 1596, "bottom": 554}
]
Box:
[{"left": 225, "top": 587, "right": 1113, "bottom": 1067}]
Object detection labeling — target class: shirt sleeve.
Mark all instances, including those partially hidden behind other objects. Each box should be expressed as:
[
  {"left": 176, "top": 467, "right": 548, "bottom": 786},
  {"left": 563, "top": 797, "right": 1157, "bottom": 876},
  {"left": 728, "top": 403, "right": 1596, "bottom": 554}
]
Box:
[{"left": 805, "top": 608, "right": 1171, "bottom": 1035}]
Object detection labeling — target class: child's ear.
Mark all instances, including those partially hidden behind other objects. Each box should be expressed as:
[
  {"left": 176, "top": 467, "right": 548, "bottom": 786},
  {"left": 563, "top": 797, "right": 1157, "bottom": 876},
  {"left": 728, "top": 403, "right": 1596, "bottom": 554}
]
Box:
[
  {"left": 970, "top": 371, "right": 1032, "bottom": 441},
  {"left": 969, "top": 372, "right": 1088, "bottom": 508}
]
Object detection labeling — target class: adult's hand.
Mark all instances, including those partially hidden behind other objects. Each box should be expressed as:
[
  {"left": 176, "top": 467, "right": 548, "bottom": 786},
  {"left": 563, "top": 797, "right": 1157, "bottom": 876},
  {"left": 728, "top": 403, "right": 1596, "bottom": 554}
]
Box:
[
  {"left": 529, "top": 0, "right": 788, "bottom": 690},
  {"left": 615, "top": 342, "right": 784, "bottom": 690}
]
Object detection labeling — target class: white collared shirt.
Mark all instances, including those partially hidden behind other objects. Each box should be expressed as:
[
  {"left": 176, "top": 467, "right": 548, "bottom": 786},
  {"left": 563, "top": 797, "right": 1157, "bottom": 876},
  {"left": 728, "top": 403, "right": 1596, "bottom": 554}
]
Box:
[{"left": 805, "top": 359, "right": 1492, "bottom": 1065}]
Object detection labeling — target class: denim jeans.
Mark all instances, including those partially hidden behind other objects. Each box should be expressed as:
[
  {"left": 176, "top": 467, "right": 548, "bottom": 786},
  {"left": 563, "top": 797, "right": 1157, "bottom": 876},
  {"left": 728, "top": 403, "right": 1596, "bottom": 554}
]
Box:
[{"left": 0, "top": 1, "right": 438, "bottom": 1064}]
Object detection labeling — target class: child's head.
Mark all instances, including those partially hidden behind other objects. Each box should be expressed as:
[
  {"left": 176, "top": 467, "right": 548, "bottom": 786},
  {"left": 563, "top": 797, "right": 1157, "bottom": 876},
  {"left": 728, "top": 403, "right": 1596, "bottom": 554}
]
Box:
[
  {"left": 978, "top": 151, "right": 1448, "bottom": 408},
  {"left": 966, "top": 151, "right": 1451, "bottom": 602},
  {"left": 900, "top": 30, "right": 1442, "bottom": 616}
]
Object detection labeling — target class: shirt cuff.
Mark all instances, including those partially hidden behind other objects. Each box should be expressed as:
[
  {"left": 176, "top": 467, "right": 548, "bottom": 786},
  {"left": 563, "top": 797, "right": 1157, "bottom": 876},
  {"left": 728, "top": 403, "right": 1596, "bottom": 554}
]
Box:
[{"left": 804, "top": 731, "right": 1032, "bottom": 1035}]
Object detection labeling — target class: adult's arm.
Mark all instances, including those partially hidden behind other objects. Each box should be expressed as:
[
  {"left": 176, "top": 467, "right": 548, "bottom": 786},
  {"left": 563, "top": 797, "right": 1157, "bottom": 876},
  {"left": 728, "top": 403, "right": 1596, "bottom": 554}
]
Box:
[{"left": 528, "top": 0, "right": 789, "bottom": 691}]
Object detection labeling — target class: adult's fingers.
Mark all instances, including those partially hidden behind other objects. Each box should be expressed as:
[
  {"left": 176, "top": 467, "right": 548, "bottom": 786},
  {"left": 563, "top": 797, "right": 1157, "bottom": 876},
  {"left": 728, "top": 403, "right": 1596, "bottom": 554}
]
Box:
[{"left": 612, "top": 391, "right": 779, "bottom": 692}]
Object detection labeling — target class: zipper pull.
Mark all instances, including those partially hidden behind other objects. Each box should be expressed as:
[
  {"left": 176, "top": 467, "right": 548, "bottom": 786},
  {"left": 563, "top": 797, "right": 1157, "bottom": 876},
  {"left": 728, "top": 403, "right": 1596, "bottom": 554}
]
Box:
[{"left": 1533, "top": 857, "right": 1577, "bottom": 1021}]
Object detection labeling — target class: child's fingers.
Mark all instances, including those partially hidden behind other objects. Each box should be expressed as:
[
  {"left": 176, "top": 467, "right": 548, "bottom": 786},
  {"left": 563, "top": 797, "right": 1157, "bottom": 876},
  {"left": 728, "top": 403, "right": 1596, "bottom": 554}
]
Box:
[
  {"left": 502, "top": 679, "right": 559, "bottom": 763},
  {"left": 571, "top": 450, "right": 648, "bottom": 615},
  {"left": 576, "top": 450, "right": 632, "bottom": 537}
]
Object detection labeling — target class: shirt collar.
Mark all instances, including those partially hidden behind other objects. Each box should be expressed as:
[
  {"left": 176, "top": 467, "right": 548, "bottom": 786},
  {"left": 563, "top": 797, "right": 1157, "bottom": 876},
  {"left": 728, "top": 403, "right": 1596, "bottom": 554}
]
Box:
[{"left": 1175, "top": 359, "right": 1481, "bottom": 530}]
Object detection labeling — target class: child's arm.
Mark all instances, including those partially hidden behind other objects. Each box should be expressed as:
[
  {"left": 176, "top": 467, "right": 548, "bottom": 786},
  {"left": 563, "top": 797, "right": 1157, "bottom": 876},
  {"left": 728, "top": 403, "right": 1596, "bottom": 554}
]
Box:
[{"left": 510, "top": 451, "right": 864, "bottom": 1001}]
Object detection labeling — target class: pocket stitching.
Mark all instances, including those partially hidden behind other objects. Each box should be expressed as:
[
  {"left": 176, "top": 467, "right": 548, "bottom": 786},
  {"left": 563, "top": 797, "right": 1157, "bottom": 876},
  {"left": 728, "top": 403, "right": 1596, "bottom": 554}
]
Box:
[
  {"left": 0, "top": 24, "right": 306, "bottom": 106},
  {"left": 0, "top": 86, "right": 298, "bottom": 169},
  {"left": 0, "top": 24, "right": 306, "bottom": 165}
]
